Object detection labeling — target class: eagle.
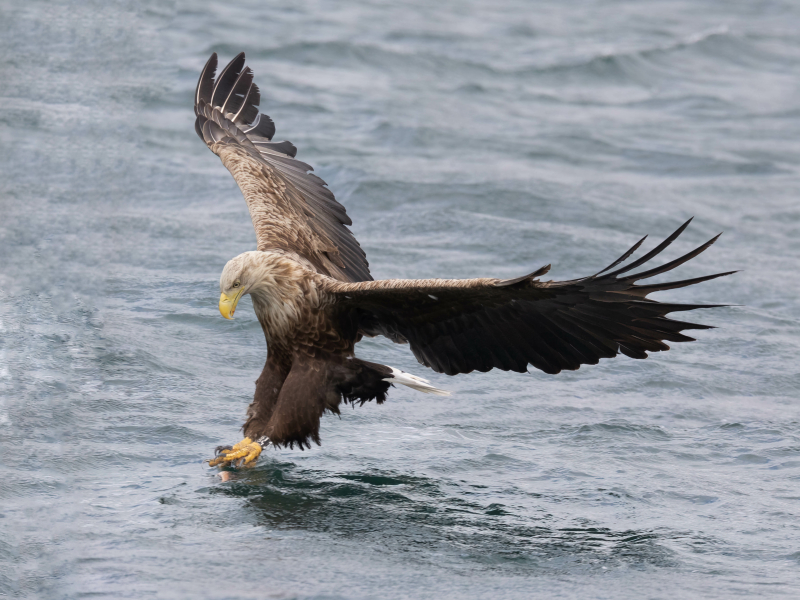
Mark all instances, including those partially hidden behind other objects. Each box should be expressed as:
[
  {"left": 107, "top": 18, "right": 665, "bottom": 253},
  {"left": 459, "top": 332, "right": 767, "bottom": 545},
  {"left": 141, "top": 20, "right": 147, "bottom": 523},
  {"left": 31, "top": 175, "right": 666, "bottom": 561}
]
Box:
[{"left": 195, "top": 53, "right": 732, "bottom": 467}]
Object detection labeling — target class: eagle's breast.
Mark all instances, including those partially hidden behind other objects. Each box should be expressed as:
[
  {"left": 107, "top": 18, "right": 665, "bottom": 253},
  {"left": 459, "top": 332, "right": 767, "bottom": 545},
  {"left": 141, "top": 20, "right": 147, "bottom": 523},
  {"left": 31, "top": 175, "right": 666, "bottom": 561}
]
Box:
[{"left": 247, "top": 252, "right": 349, "bottom": 357}]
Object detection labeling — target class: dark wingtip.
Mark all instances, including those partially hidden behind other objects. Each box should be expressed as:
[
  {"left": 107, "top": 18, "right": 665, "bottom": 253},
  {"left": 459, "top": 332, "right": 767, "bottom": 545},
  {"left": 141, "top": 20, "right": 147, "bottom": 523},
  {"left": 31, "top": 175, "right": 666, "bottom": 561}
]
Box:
[
  {"left": 630, "top": 234, "right": 727, "bottom": 282},
  {"left": 605, "top": 217, "right": 695, "bottom": 279},
  {"left": 210, "top": 52, "right": 248, "bottom": 107},
  {"left": 195, "top": 52, "right": 219, "bottom": 110},
  {"left": 594, "top": 234, "right": 648, "bottom": 276},
  {"left": 633, "top": 270, "right": 738, "bottom": 295},
  {"left": 495, "top": 264, "right": 551, "bottom": 287}
]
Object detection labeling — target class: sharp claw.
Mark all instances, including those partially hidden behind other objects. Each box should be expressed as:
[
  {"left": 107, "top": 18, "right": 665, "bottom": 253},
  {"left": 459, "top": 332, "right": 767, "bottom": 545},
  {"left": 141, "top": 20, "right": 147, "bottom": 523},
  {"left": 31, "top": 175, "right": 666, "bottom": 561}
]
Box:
[
  {"left": 207, "top": 455, "right": 228, "bottom": 467},
  {"left": 208, "top": 438, "right": 263, "bottom": 468}
]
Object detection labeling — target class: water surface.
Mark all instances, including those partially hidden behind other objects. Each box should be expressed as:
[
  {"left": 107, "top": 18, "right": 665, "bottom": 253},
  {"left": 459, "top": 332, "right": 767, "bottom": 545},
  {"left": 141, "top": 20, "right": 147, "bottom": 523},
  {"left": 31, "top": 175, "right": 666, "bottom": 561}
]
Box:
[{"left": 1, "top": 1, "right": 799, "bottom": 598}]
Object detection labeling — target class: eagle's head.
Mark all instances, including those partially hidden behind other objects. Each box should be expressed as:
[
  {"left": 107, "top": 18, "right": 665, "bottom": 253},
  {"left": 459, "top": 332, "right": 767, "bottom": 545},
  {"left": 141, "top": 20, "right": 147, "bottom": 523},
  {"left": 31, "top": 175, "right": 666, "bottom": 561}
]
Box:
[
  {"left": 218, "top": 251, "right": 310, "bottom": 324},
  {"left": 218, "top": 252, "right": 254, "bottom": 319}
]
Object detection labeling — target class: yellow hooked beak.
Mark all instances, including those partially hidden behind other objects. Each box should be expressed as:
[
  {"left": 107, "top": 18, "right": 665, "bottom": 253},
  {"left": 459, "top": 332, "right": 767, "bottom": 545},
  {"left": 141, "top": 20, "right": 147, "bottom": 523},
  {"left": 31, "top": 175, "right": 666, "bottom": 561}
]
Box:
[{"left": 219, "top": 288, "right": 244, "bottom": 320}]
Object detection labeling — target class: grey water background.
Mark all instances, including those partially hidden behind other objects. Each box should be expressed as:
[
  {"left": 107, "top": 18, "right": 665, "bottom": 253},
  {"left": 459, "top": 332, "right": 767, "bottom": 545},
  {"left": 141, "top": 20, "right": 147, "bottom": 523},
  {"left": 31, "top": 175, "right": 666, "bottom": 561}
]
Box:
[{"left": 1, "top": 0, "right": 799, "bottom": 598}]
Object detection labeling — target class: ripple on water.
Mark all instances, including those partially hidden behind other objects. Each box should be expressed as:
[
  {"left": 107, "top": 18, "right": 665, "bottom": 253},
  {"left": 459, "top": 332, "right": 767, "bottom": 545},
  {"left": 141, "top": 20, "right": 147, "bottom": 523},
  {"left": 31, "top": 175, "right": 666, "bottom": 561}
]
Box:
[
  {"left": 570, "top": 420, "right": 672, "bottom": 440},
  {"left": 206, "top": 463, "right": 680, "bottom": 573}
]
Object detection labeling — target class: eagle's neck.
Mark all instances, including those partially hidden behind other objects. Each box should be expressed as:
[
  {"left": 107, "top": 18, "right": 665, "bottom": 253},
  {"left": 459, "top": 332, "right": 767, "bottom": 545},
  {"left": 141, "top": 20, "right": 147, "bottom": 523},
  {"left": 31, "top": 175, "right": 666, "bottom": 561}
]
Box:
[{"left": 246, "top": 252, "right": 320, "bottom": 344}]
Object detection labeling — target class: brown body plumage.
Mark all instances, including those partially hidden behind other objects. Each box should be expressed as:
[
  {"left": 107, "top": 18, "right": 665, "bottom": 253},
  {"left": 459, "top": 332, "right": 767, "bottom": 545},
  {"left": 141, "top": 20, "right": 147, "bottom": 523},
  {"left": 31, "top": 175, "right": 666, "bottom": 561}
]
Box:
[{"left": 194, "top": 53, "right": 733, "bottom": 460}]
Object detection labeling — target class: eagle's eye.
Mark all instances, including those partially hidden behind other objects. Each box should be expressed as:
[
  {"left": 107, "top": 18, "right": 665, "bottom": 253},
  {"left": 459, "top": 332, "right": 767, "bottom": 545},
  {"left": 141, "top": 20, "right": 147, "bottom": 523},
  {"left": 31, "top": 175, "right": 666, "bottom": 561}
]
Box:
[{"left": 233, "top": 281, "right": 240, "bottom": 288}]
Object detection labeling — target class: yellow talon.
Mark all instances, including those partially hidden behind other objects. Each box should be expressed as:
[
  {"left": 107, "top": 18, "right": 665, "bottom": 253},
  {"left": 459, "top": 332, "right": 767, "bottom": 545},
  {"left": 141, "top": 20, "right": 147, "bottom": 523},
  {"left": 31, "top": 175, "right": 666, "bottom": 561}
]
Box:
[{"left": 208, "top": 437, "right": 263, "bottom": 467}]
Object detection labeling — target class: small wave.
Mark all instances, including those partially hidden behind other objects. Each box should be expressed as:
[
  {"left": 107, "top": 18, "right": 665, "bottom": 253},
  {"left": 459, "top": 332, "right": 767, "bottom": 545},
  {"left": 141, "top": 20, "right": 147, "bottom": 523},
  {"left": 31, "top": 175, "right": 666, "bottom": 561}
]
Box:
[
  {"left": 212, "top": 40, "right": 497, "bottom": 78},
  {"left": 732, "top": 453, "right": 770, "bottom": 465},
  {"left": 571, "top": 420, "right": 671, "bottom": 440},
  {"left": 527, "top": 131, "right": 786, "bottom": 177},
  {"left": 509, "top": 25, "right": 774, "bottom": 88}
]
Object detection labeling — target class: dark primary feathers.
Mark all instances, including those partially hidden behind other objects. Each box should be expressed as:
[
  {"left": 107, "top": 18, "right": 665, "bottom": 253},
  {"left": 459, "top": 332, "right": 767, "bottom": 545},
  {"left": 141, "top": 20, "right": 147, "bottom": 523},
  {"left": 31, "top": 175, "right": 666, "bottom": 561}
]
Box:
[
  {"left": 327, "top": 219, "right": 733, "bottom": 376},
  {"left": 194, "top": 52, "right": 372, "bottom": 283}
]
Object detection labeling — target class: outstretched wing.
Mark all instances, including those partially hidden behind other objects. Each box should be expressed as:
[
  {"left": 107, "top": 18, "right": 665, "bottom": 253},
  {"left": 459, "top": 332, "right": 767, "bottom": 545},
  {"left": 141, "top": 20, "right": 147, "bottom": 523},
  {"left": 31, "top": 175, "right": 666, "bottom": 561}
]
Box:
[
  {"left": 194, "top": 52, "right": 372, "bottom": 283},
  {"left": 326, "top": 219, "right": 733, "bottom": 375}
]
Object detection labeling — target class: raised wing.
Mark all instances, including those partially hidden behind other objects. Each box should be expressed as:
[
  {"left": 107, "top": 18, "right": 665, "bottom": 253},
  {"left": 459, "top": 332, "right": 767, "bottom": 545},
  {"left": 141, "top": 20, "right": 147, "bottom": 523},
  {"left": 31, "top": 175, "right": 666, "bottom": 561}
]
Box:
[
  {"left": 194, "top": 53, "right": 372, "bottom": 283},
  {"left": 326, "top": 220, "right": 733, "bottom": 375}
]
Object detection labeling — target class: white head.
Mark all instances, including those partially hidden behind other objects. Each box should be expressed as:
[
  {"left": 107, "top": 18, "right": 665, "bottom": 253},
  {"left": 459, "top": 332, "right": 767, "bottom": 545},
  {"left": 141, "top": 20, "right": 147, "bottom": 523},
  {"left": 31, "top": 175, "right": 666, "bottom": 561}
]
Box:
[
  {"left": 217, "top": 251, "right": 310, "bottom": 328},
  {"left": 218, "top": 252, "right": 257, "bottom": 319}
]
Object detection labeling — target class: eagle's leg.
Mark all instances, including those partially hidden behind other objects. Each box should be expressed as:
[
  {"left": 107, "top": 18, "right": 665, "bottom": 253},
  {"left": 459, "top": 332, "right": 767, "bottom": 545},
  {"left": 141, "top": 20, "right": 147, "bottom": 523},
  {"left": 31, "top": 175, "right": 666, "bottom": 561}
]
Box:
[{"left": 207, "top": 436, "right": 268, "bottom": 467}]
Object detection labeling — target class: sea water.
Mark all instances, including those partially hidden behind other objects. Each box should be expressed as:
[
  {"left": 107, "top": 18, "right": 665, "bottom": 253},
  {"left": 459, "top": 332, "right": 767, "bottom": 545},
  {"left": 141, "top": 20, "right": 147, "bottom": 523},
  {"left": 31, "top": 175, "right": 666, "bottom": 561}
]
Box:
[{"left": 1, "top": 1, "right": 799, "bottom": 598}]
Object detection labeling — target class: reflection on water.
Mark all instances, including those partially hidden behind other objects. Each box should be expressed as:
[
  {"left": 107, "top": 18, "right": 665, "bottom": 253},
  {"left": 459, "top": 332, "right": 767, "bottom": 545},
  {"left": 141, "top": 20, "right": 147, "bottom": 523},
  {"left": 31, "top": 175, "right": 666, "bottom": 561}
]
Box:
[{"left": 211, "top": 462, "right": 678, "bottom": 573}]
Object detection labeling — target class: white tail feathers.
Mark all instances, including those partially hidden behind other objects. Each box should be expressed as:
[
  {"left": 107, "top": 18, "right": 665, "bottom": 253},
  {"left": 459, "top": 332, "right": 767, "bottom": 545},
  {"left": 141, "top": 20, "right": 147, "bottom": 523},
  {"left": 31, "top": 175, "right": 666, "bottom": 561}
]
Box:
[{"left": 384, "top": 367, "right": 451, "bottom": 396}]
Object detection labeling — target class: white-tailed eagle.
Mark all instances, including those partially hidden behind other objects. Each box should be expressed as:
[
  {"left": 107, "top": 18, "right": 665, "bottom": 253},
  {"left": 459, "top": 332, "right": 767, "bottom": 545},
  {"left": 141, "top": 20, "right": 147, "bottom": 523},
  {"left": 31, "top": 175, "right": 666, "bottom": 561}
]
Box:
[{"left": 194, "top": 53, "right": 732, "bottom": 467}]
